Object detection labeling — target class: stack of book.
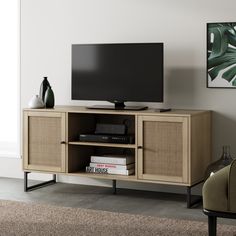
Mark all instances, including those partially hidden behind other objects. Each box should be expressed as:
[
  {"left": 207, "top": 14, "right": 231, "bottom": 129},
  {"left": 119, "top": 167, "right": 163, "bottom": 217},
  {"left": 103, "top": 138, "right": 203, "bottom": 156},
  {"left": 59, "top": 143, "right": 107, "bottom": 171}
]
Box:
[{"left": 86, "top": 154, "right": 135, "bottom": 175}]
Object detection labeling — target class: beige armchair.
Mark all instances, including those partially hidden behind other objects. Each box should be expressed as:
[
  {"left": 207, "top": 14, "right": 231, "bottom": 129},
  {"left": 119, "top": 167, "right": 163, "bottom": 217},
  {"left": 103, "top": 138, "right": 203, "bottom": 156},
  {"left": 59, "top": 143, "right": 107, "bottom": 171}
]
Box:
[{"left": 202, "top": 159, "right": 236, "bottom": 236}]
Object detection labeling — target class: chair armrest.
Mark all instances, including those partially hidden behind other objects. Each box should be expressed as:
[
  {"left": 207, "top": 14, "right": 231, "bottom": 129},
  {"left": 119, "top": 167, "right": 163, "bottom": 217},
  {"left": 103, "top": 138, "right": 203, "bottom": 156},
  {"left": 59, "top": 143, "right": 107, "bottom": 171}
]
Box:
[
  {"left": 228, "top": 159, "right": 236, "bottom": 212},
  {"left": 203, "top": 165, "right": 229, "bottom": 212}
]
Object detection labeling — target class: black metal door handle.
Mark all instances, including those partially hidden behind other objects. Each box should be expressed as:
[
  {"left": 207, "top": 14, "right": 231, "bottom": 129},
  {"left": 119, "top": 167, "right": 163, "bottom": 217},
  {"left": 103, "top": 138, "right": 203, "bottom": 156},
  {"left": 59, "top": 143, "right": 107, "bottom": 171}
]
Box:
[{"left": 61, "top": 141, "right": 66, "bottom": 144}]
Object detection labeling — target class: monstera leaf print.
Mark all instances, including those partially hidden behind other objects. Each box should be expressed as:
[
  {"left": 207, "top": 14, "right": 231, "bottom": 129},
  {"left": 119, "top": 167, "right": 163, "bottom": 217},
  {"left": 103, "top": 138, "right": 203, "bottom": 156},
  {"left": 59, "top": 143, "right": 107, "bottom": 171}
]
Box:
[{"left": 208, "top": 23, "right": 236, "bottom": 86}]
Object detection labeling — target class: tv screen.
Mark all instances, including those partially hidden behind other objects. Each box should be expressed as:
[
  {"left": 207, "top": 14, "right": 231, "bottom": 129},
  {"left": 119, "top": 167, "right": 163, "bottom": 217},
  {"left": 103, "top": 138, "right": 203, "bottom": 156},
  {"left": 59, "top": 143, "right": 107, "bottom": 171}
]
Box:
[{"left": 72, "top": 43, "right": 163, "bottom": 106}]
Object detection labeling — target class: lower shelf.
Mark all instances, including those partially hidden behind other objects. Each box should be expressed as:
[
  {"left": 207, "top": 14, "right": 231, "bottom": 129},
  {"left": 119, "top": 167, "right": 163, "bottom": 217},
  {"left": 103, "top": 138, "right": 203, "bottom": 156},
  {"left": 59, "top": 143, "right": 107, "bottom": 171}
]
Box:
[{"left": 68, "top": 171, "right": 137, "bottom": 180}]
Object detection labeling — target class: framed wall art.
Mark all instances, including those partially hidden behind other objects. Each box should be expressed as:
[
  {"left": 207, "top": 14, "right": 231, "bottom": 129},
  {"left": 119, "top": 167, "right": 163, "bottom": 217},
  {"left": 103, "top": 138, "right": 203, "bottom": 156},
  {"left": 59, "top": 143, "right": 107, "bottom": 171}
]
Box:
[{"left": 207, "top": 22, "right": 236, "bottom": 88}]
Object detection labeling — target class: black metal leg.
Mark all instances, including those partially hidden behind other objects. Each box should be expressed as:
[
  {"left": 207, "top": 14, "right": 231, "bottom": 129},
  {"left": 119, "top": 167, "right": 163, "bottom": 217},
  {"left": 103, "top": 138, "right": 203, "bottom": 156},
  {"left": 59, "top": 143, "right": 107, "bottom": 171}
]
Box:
[
  {"left": 187, "top": 186, "right": 191, "bottom": 208},
  {"left": 112, "top": 180, "right": 116, "bottom": 194},
  {"left": 24, "top": 171, "right": 29, "bottom": 192},
  {"left": 208, "top": 216, "right": 217, "bottom": 236},
  {"left": 53, "top": 174, "right": 56, "bottom": 182},
  {"left": 186, "top": 181, "right": 203, "bottom": 208},
  {"left": 24, "top": 172, "right": 57, "bottom": 192}
]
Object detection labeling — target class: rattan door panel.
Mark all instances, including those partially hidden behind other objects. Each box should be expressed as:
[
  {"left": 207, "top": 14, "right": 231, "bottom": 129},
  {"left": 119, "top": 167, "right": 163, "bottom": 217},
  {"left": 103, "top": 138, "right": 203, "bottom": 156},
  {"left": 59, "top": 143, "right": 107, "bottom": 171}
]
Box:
[
  {"left": 138, "top": 116, "right": 189, "bottom": 183},
  {"left": 23, "top": 112, "right": 66, "bottom": 172}
]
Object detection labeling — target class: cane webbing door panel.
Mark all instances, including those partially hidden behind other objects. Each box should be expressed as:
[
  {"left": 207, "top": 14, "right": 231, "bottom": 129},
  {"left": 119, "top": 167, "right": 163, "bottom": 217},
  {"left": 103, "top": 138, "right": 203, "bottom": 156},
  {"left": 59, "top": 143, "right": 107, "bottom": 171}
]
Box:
[
  {"left": 138, "top": 116, "right": 189, "bottom": 183},
  {"left": 23, "top": 112, "right": 66, "bottom": 172}
]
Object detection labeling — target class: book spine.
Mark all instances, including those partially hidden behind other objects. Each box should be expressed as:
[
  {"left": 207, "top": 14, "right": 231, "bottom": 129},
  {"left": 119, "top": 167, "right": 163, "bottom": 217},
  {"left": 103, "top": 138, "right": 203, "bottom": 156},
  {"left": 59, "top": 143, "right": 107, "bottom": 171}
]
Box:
[
  {"left": 86, "top": 166, "right": 108, "bottom": 174},
  {"left": 86, "top": 166, "right": 134, "bottom": 175},
  {"left": 108, "top": 168, "right": 134, "bottom": 175},
  {"left": 90, "top": 163, "right": 135, "bottom": 170},
  {"left": 91, "top": 156, "right": 126, "bottom": 165}
]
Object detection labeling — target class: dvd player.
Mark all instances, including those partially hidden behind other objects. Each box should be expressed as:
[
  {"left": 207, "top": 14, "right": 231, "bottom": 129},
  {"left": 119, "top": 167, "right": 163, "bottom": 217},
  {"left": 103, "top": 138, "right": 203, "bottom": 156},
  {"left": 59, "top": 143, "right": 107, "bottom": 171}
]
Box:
[{"left": 79, "top": 134, "right": 134, "bottom": 144}]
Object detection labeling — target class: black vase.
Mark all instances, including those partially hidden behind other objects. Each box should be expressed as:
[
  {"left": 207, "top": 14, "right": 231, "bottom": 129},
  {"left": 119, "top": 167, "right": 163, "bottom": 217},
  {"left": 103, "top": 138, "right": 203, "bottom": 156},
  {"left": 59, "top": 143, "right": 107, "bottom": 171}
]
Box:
[
  {"left": 205, "top": 145, "right": 234, "bottom": 180},
  {"left": 39, "top": 77, "right": 50, "bottom": 103},
  {"left": 44, "top": 85, "right": 55, "bottom": 108}
]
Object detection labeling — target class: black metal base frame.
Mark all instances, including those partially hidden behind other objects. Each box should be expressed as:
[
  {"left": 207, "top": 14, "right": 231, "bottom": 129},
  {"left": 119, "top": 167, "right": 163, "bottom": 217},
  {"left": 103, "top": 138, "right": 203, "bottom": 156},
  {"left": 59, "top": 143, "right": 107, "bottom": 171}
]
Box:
[
  {"left": 186, "top": 180, "right": 204, "bottom": 208},
  {"left": 24, "top": 172, "right": 57, "bottom": 192},
  {"left": 203, "top": 209, "right": 236, "bottom": 236},
  {"left": 23, "top": 173, "right": 202, "bottom": 209}
]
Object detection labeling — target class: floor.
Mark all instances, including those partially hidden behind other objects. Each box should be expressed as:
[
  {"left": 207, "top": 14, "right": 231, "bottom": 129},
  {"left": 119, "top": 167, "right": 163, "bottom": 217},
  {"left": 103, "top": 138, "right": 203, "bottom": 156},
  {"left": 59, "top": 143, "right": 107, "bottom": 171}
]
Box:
[{"left": 0, "top": 177, "right": 235, "bottom": 225}]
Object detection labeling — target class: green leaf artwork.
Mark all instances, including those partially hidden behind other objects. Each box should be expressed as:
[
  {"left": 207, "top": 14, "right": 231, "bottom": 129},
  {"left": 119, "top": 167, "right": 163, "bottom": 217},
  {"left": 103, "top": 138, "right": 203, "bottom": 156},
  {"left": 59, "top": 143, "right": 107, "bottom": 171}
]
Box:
[{"left": 207, "top": 22, "right": 236, "bottom": 88}]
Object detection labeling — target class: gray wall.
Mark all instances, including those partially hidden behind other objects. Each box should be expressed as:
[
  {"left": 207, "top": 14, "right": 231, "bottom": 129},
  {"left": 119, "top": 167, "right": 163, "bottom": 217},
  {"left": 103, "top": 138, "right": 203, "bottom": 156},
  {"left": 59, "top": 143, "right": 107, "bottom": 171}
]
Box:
[{"left": 21, "top": 0, "right": 236, "bottom": 191}]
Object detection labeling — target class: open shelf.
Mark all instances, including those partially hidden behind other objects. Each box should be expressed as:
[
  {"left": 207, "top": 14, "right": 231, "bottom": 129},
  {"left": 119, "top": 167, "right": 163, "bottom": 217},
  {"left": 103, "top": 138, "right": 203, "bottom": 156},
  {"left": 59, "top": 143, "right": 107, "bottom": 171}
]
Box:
[
  {"left": 67, "top": 145, "right": 136, "bottom": 175},
  {"left": 68, "top": 112, "right": 136, "bottom": 143},
  {"left": 68, "top": 141, "right": 136, "bottom": 149}
]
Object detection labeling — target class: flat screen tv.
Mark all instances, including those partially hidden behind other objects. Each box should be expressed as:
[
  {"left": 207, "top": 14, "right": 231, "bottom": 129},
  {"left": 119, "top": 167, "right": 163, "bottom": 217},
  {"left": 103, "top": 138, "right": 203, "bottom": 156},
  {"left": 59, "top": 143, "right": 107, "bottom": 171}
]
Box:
[{"left": 72, "top": 43, "right": 163, "bottom": 110}]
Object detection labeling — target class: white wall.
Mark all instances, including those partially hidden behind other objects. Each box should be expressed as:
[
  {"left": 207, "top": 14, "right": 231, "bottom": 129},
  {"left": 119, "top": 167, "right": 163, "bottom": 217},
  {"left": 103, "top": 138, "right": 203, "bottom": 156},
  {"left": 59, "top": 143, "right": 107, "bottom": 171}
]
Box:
[{"left": 5, "top": 0, "right": 235, "bottom": 193}]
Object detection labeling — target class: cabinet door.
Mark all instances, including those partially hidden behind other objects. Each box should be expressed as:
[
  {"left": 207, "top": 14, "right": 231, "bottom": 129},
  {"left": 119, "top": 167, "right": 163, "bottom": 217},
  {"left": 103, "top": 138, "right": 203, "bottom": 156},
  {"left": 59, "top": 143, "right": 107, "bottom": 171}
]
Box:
[
  {"left": 137, "top": 115, "right": 189, "bottom": 183},
  {"left": 23, "top": 111, "right": 66, "bottom": 172}
]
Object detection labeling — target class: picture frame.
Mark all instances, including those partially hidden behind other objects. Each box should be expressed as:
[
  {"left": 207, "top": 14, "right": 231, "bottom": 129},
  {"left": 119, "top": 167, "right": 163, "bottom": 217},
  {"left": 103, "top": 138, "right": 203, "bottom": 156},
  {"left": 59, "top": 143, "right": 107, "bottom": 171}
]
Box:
[{"left": 207, "top": 22, "right": 236, "bottom": 88}]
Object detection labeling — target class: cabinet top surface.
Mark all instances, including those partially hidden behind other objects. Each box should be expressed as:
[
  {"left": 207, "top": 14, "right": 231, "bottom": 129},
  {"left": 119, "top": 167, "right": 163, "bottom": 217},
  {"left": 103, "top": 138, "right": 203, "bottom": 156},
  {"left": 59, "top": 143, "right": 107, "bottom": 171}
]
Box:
[{"left": 23, "top": 106, "right": 211, "bottom": 116}]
